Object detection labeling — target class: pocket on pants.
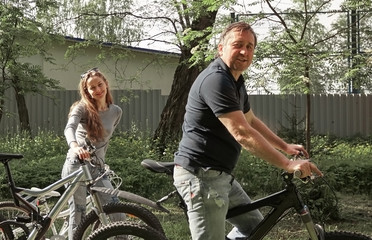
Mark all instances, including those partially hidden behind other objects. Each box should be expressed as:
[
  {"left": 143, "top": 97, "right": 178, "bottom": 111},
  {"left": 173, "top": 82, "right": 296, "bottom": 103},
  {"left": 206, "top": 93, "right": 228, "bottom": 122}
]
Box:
[
  {"left": 61, "top": 151, "right": 80, "bottom": 178},
  {"left": 174, "top": 176, "right": 201, "bottom": 210}
]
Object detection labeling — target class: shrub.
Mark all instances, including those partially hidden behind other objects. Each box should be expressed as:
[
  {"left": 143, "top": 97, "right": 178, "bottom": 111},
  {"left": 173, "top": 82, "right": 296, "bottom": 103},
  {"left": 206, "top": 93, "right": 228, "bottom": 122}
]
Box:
[{"left": 0, "top": 130, "right": 370, "bottom": 222}]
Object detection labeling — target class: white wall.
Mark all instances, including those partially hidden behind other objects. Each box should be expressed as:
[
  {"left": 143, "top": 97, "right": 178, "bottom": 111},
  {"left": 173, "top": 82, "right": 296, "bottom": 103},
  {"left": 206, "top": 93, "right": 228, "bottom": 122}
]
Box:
[{"left": 30, "top": 38, "right": 180, "bottom": 95}]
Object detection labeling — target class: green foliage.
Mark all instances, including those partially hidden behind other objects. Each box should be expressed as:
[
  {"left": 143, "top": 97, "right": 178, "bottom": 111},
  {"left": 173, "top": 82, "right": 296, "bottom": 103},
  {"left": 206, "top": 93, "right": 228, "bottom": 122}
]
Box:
[
  {"left": 0, "top": 131, "right": 67, "bottom": 197},
  {"left": 234, "top": 134, "right": 372, "bottom": 222},
  {"left": 0, "top": 130, "right": 371, "bottom": 223},
  {"left": 244, "top": 1, "right": 372, "bottom": 94},
  {"left": 99, "top": 126, "right": 177, "bottom": 199},
  {"left": 0, "top": 1, "right": 63, "bottom": 133}
]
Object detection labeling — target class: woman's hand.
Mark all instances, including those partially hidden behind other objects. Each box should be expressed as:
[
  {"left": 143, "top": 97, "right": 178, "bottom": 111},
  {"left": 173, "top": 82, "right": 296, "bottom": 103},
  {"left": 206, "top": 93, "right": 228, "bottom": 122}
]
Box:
[{"left": 70, "top": 142, "right": 90, "bottom": 160}]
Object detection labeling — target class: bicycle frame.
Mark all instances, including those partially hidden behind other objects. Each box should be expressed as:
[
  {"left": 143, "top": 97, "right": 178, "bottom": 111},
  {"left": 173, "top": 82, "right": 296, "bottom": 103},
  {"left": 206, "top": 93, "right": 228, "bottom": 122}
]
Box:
[
  {"left": 141, "top": 159, "right": 323, "bottom": 240},
  {"left": 0, "top": 153, "right": 109, "bottom": 240},
  {"left": 38, "top": 194, "right": 92, "bottom": 237},
  {"left": 226, "top": 172, "right": 321, "bottom": 240}
]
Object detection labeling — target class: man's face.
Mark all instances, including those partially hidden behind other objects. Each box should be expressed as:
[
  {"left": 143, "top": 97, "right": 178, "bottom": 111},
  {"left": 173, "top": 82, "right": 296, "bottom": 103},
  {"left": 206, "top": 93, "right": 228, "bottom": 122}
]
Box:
[{"left": 218, "top": 29, "right": 255, "bottom": 79}]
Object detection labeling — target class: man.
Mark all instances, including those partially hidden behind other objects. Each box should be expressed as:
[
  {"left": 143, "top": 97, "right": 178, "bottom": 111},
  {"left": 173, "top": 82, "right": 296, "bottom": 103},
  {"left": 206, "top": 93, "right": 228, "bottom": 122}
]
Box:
[{"left": 173, "top": 22, "right": 322, "bottom": 240}]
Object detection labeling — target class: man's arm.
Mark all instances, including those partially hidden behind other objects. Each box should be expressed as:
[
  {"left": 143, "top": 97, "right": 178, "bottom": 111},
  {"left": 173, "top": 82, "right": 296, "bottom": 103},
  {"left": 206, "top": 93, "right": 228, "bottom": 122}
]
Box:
[
  {"left": 218, "top": 110, "right": 322, "bottom": 177},
  {"left": 245, "top": 110, "right": 308, "bottom": 158}
]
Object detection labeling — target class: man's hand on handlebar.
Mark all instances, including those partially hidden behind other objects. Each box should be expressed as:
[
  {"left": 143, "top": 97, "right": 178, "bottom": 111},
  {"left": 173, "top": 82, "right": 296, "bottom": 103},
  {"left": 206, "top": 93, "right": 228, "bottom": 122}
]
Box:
[
  {"left": 285, "top": 144, "right": 309, "bottom": 158},
  {"left": 289, "top": 159, "right": 323, "bottom": 179}
]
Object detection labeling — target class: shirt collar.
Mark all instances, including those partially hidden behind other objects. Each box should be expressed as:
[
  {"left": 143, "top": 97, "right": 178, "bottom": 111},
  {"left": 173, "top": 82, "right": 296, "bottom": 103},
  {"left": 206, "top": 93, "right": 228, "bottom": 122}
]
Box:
[{"left": 214, "top": 57, "right": 245, "bottom": 88}]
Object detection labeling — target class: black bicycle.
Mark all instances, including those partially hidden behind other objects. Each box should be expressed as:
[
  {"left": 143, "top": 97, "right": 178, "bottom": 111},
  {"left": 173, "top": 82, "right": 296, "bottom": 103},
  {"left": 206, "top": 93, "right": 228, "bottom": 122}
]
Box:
[{"left": 135, "top": 158, "right": 372, "bottom": 240}]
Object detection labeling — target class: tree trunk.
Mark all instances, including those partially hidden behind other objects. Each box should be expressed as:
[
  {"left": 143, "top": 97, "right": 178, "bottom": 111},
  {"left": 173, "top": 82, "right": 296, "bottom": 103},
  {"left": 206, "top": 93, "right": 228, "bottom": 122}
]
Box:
[
  {"left": 0, "top": 92, "right": 4, "bottom": 123},
  {"left": 305, "top": 92, "right": 311, "bottom": 153},
  {"left": 153, "top": 10, "right": 219, "bottom": 152},
  {"left": 305, "top": 64, "right": 311, "bottom": 153},
  {"left": 154, "top": 53, "right": 200, "bottom": 150},
  {"left": 13, "top": 85, "right": 31, "bottom": 134}
]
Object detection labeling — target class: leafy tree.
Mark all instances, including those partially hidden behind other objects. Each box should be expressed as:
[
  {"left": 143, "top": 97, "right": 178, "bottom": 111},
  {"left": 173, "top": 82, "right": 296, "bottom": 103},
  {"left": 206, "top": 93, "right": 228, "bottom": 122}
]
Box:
[
  {"left": 43, "top": 0, "right": 235, "bottom": 152},
  {"left": 235, "top": 0, "right": 371, "bottom": 151},
  {"left": 119, "top": 0, "right": 235, "bottom": 152},
  {"left": 149, "top": 0, "right": 231, "bottom": 152},
  {"left": 49, "top": 0, "right": 161, "bottom": 102},
  {"left": 0, "top": 0, "right": 61, "bottom": 134},
  {"left": 339, "top": 0, "right": 372, "bottom": 92}
]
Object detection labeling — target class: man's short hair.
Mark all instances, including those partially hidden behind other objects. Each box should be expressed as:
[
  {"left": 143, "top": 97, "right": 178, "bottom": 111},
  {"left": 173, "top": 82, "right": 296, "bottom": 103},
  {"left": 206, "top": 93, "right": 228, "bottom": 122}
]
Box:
[{"left": 219, "top": 22, "right": 257, "bottom": 48}]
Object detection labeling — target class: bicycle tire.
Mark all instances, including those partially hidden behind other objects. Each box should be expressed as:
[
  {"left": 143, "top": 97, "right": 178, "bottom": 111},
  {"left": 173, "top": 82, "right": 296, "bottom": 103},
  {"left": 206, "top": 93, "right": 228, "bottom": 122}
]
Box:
[
  {"left": 324, "top": 231, "right": 372, "bottom": 240},
  {"left": 0, "top": 201, "right": 31, "bottom": 239},
  {"left": 0, "top": 201, "right": 30, "bottom": 220},
  {"left": 0, "top": 219, "right": 29, "bottom": 240},
  {"left": 0, "top": 224, "right": 15, "bottom": 240},
  {"left": 74, "top": 202, "right": 164, "bottom": 240},
  {"left": 0, "top": 214, "right": 14, "bottom": 240},
  {"left": 86, "top": 222, "right": 167, "bottom": 240}
]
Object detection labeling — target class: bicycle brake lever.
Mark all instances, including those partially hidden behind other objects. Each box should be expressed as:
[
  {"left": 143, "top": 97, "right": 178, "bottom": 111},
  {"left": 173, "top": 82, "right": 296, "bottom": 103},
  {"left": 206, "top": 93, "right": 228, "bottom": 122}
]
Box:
[{"left": 294, "top": 170, "right": 312, "bottom": 183}]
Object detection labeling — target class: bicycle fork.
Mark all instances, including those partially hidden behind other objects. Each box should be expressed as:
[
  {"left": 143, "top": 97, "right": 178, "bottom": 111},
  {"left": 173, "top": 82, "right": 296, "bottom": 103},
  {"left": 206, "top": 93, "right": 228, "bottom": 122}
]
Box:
[{"left": 299, "top": 205, "right": 324, "bottom": 240}]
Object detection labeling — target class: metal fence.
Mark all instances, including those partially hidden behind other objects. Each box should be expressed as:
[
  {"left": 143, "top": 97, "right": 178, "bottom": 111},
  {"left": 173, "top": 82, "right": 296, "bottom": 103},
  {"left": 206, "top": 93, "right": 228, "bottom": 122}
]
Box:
[{"left": 1, "top": 90, "right": 371, "bottom": 137}]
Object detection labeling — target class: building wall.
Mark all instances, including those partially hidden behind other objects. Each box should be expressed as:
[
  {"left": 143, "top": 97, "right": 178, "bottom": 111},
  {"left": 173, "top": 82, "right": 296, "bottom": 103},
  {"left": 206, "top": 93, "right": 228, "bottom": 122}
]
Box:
[{"left": 27, "top": 37, "right": 180, "bottom": 95}]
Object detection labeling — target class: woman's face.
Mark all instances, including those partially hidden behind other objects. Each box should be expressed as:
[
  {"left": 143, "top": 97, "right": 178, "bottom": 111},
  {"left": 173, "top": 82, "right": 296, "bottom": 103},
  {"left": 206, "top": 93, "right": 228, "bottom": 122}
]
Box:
[{"left": 85, "top": 75, "right": 107, "bottom": 101}]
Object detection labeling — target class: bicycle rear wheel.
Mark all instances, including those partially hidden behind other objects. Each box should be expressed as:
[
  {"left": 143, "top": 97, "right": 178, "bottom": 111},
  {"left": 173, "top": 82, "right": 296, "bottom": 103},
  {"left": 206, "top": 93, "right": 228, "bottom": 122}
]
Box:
[
  {"left": 0, "top": 218, "right": 29, "bottom": 240},
  {"left": 0, "top": 201, "right": 31, "bottom": 239},
  {"left": 74, "top": 202, "right": 164, "bottom": 240},
  {"left": 86, "top": 222, "right": 167, "bottom": 240},
  {"left": 324, "top": 231, "right": 372, "bottom": 240},
  {"left": 0, "top": 201, "right": 70, "bottom": 239},
  {"left": 0, "top": 201, "right": 30, "bottom": 220}
]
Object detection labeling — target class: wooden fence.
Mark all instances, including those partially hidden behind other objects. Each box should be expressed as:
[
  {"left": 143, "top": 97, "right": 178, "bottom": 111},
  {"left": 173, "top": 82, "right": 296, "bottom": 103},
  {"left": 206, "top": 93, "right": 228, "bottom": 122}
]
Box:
[{"left": 1, "top": 90, "right": 371, "bottom": 137}]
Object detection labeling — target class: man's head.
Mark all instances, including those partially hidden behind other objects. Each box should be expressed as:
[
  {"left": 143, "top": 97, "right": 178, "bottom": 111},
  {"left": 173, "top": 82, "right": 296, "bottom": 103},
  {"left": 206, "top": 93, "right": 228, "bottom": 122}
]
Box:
[
  {"left": 218, "top": 22, "right": 257, "bottom": 79},
  {"left": 219, "top": 22, "right": 257, "bottom": 48}
]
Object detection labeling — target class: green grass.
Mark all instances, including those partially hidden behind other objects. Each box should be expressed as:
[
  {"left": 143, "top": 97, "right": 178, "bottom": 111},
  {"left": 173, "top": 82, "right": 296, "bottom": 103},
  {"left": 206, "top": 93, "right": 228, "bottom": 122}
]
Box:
[{"left": 155, "top": 193, "right": 372, "bottom": 240}]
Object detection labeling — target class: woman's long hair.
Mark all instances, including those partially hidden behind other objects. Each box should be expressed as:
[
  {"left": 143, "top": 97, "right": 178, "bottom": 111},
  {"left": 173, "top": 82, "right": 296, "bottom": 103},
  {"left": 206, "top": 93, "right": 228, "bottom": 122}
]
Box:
[{"left": 70, "top": 69, "right": 114, "bottom": 142}]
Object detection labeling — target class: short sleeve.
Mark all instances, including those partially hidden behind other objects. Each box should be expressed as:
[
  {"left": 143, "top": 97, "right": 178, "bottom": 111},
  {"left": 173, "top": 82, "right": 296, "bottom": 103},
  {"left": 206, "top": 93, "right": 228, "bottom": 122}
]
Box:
[{"left": 199, "top": 72, "right": 241, "bottom": 117}]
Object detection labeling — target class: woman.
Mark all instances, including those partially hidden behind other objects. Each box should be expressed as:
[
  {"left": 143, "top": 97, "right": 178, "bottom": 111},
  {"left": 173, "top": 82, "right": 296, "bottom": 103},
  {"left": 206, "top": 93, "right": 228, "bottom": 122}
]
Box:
[{"left": 61, "top": 67, "right": 123, "bottom": 239}]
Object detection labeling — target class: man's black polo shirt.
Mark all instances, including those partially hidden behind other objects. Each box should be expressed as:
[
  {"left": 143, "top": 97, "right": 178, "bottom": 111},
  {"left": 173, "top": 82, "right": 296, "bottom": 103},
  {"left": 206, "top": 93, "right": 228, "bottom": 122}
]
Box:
[{"left": 174, "top": 57, "right": 250, "bottom": 174}]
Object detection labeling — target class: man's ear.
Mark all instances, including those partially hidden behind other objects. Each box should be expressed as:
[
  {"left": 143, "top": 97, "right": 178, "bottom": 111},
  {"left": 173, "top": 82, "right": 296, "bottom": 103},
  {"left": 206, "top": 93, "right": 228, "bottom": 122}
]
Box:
[{"left": 217, "top": 44, "right": 223, "bottom": 57}]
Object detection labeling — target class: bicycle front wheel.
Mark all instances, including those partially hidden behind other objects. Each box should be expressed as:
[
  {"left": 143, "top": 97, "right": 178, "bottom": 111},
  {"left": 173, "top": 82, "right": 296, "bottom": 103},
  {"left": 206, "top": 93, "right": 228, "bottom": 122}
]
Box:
[
  {"left": 324, "top": 231, "right": 372, "bottom": 240},
  {"left": 86, "top": 222, "right": 167, "bottom": 240},
  {"left": 74, "top": 202, "right": 164, "bottom": 240}
]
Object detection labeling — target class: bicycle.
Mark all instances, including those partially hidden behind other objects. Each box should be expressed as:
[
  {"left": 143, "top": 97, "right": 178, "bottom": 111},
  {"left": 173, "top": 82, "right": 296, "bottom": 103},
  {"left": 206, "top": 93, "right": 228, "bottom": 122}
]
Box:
[
  {"left": 0, "top": 167, "right": 164, "bottom": 240},
  {"left": 0, "top": 142, "right": 166, "bottom": 240},
  {"left": 128, "top": 158, "right": 372, "bottom": 240},
  {"left": 0, "top": 164, "right": 117, "bottom": 238}
]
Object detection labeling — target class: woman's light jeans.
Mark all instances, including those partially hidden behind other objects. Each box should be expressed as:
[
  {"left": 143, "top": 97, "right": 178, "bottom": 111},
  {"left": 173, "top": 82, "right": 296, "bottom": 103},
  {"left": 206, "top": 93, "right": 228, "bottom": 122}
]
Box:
[
  {"left": 61, "top": 153, "right": 124, "bottom": 239},
  {"left": 173, "top": 165, "right": 263, "bottom": 240}
]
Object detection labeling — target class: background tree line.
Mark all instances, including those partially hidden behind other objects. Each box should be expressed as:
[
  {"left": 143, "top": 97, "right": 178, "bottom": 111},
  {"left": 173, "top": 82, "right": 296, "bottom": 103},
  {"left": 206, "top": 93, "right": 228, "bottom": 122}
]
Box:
[{"left": 0, "top": 0, "right": 370, "bottom": 153}]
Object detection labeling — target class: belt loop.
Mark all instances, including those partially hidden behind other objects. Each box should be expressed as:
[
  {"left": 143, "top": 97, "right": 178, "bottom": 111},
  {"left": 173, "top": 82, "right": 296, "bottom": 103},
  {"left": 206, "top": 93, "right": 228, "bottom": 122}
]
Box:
[{"left": 229, "top": 174, "right": 235, "bottom": 185}]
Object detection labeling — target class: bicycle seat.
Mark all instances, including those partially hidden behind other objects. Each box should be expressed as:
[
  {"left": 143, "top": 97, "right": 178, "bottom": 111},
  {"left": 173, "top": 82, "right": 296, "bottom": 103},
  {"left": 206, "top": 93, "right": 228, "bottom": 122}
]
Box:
[
  {"left": 0, "top": 153, "right": 23, "bottom": 163},
  {"left": 30, "top": 187, "right": 61, "bottom": 198},
  {"left": 141, "top": 159, "right": 174, "bottom": 175}
]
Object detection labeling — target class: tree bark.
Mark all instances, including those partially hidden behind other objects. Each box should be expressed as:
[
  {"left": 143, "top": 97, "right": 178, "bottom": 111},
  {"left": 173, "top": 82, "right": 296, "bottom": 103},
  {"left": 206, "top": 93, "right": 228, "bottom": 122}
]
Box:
[
  {"left": 13, "top": 83, "right": 31, "bottom": 134},
  {"left": 153, "top": 10, "right": 219, "bottom": 152},
  {"left": 154, "top": 53, "right": 200, "bottom": 149},
  {"left": 305, "top": 65, "right": 311, "bottom": 153}
]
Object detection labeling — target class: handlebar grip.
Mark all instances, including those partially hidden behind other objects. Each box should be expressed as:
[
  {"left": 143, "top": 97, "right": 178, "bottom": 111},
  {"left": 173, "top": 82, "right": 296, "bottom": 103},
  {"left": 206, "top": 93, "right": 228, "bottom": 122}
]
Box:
[
  {"left": 294, "top": 169, "right": 312, "bottom": 183},
  {"left": 294, "top": 170, "right": 302, "bottom": 178}
]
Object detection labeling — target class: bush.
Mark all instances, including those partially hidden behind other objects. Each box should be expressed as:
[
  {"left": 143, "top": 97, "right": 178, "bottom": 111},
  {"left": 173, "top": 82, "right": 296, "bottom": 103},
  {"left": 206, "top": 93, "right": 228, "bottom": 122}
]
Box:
[
  {"left": 0, "top": 131, "right": 370, "bottom": 222},
  {"left": 0, "top": 131, "right": 67, "bottom": 197}
]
